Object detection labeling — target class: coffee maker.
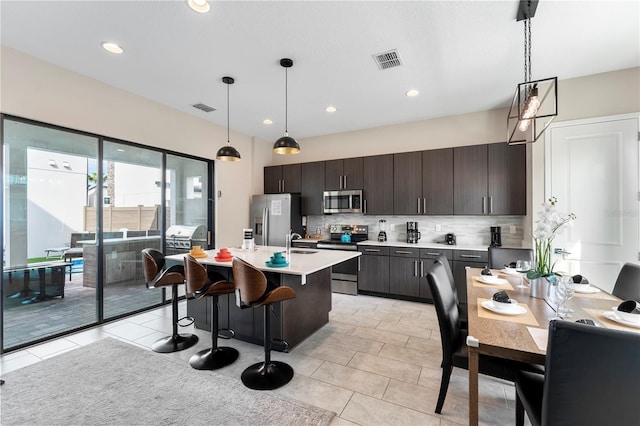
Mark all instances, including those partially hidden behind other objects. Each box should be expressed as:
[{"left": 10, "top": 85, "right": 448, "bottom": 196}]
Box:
[
  {"left": 490, "top": 226, "right": 502, "bottom": 247},
  {"left": 406, "top": 222, "right": 421, "bottom": 243}
]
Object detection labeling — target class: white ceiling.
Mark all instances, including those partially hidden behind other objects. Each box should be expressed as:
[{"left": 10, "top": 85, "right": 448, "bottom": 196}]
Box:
[{"left": 1, "top": 1, "right": 638, "bottom": 142}]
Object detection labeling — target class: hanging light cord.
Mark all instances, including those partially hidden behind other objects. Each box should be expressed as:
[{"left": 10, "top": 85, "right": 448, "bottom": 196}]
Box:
[
  {"left": 284, "top": 67, "right": 289, "bottom": 134},
  {"left": 226, "top": 82, "right": 230, "bottom": 144},
  {"left": 524, "top": 17, "right": 532, "bottom": 83}
]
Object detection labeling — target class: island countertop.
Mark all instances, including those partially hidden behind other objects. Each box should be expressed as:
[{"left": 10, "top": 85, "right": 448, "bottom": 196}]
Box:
[{"left": 166, "top": 245, "right": 360, "bottom": 277}]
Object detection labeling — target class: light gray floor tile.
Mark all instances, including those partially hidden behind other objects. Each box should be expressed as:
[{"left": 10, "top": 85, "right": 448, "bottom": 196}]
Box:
[
  {"left": 64, "top": 328, "right": 111, "bottom": 346},
  {"left": 321, "top": 331, "right": 384, "bottom": 355},
  {"left": 25, "top": 337, "right": 79, "bottom": 358},
  {"left": 378, "top": 342, "right": 442, "bottom": 369},
  {"left": 331, "top": 313, "right": 380, "bottom": 328},
  {"left": 311, "top": 361, "right": 390, "bottom": 399},
  {"left": 104, "top": 322, "right": 158, "bottom": 341},
  {"left": 375, "top": 319, "right": 432, "bottom": 339},
  {"left": 276, "top": 373, "right": 353, "bottom": 415},
  {"left": 0, "top": 352, "right": 42, "bottom": 374},
  {"left": 405, "top": 335, "right": 442, "bottom": 353},
  {"left": 350, "top": 326, "right": 410, "bottom": 346},
  {"left": 341, "top": 392, "right": 441, "bottom": 425},
  {"left": 348, "top": 352, "right": 421, "bottom": 384},
  {"left": 295, "top": 340, "right": 356, "bottom": 365}
]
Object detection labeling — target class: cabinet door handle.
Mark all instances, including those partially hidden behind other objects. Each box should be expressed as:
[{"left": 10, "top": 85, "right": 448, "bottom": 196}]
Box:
[
  {"left": 420, "top": 260, "right": 424, "bottom": 277},
  {"left": 282, "top": 180, "right": 285, "bottom": 193},
  {"left": 344, "top": 175, "right": 347, "bottom": 189},
  {"left": 426, "top": 252, "right": 442, "bottom": 256},
  {"left": 414, "top": 260, "right": 418, "bottom": 277},
  {"left": 358, "top": 257, "right": 361, "bottom": 271},
  {"left": 423, "top": 198, "right": 427, "bottom": 215},
  {"left": 460, "top": 254, "right": 481, "bottom": 259},
  {"left": 482, "top": 196, "right": 486, "bottom": 213},
  {"left": 364, "top": 199, "right": 367, "bottom": 214},
  {"left": 339, "top": 175, "right": 343, "bottom": 189},
  {"left": 417, "top": 198, "right": 421, "bottom": 214},
  {"left": 395, "top": 250, "right": 413, "bottom": 254},
  {"left": 364, "top": 248, "right": 380, "bottom": 252},
  {"left": 489, "top": 196, "right": 493, "bottom": 214}
]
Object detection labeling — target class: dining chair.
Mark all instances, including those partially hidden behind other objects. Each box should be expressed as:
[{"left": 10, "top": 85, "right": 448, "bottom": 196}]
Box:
[
  {"left": 488, "top": 247, "right": 533, "bottom": 269},
  {"left": 611, "top": 263, "right": 640, "bottom": 302},
  {"left": 515, "top": 320, "right": 640, "bottom": 426},
  {"left": 426, "top": 259, "right": 524, "bottom": 414},
  {"left": 435, "top": 254, "right": 467, "bottom": 328}
]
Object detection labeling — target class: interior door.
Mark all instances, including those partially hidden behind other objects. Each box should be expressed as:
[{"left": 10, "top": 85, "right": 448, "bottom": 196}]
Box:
[{"left": 547, "top": 116, "right": 639, "bottom": 293}]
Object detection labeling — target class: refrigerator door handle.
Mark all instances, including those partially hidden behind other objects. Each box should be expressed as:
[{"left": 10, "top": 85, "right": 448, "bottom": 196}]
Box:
[{"left": 263, "top": 206, "right": 268, "bottom": 246}]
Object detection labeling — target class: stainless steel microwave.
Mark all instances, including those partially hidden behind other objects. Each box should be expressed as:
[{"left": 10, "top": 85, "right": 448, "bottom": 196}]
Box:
[{"left": 323, "top": 190, "right": 363, "bottom": 214}]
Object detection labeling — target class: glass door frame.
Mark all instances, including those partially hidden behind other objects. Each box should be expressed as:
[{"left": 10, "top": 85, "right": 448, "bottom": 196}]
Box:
[{"left": 0, "top": 113, "right": 215, "bottom": 353}]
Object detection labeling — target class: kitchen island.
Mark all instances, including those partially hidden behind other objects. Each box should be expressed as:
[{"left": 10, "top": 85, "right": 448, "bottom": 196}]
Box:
[{"left": 166, "top": 246, "right": 360, "bottom": 350}]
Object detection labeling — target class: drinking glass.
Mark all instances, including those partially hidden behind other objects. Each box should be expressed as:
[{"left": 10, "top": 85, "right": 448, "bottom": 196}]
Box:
[{"left": 515, "top": 260, "right": 531, "bottom": 288}]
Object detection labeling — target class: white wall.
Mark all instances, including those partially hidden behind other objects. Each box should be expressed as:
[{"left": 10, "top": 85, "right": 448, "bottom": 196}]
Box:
[
  {"left": 2, "top": 45, "right": 638, "bottom": 247},
  {"left": 1, "top": 46, "right": 267, "bottom": 248}
]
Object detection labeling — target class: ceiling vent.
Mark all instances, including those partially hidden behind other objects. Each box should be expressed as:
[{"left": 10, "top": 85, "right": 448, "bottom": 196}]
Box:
[
  {"left": 192, "top": 103, "right": 216, "bottom": 113},
  {"left": 372, "top": 49, "right": 402, "bottom": 70}
]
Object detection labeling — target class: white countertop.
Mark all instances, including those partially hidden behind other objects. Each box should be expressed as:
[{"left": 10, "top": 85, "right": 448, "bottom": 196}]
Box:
[
  {"left": 357, "top": 240, "right": 489, "bottom": 251},
  {"left": 166, "top": 246, "right": 360, "bottom": 277}
]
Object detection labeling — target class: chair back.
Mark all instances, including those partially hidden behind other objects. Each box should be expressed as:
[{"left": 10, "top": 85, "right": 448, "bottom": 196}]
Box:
[
  {"left": 232, "top": 257, "right": 268, "bottom": 308},
  {"left": 141, "top": 248, "right": 166, "bottom": 283},
  {"left": 488, "top": 247, "right": 533, "bottom": 269},
  {"left": 435, "top": 254, "right": 457, "bottom": 303},
  {"left": 183, "top": 254, "right": 208, "bottom": 294},
  {"left": 426, "top": 260, "right": 462, "bottom": 360},
  {"left": 543, "top": 320, "right": 640, "bottom": 425},
  {"left": 611, "top": 263, "right": 640, "bottom": 302}
]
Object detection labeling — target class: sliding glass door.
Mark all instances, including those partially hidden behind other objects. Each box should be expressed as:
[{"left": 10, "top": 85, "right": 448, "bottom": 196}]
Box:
[
  {"left": 1, "top": 118, "right": 98, "bottom": 349},
  {"left": 1, "top": 116, "right": 215, "bottom": 352}
]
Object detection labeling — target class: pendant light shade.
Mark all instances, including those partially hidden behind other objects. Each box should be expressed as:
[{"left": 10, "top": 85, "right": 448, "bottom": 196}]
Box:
[
  {"left": 216, "top": 76, "right": 241, "bottom": 161},
  {"left": 507, "top": 0, "right": 557, "bottom": 145},
  {"left": 273, "top": 58, "right": 300, "bottom": 155}
]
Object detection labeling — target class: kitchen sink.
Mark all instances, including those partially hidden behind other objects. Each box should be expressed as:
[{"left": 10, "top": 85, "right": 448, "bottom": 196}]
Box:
[{"left": 290, "top": 250, "right": 318, "bottom": 254}]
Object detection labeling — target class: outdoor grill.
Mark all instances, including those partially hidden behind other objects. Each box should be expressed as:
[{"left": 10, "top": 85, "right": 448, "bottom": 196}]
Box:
[{"left": 165, "top": 225, "right": 208, "bottom": 255}]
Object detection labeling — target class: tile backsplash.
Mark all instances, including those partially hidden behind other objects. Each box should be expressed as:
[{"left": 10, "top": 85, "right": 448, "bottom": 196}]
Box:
[{"left": 306, "top": 214, "right": 526, "bottom": 247}]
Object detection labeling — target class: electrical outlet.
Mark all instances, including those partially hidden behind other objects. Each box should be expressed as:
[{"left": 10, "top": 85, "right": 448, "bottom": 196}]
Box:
[
  {"left": 435, "top": 224, "right": 442, "bottom": 232},
  {"left": 510, "top": 225, "right": 516, "bottom": 234},
  {"left": 389, "top": 223, "right": 395, "bottom": 230}
]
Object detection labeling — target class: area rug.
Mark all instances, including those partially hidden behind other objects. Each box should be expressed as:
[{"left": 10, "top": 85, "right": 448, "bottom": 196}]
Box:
[{"left": 0, "top": 338, "right": 335, "bottom": 425}]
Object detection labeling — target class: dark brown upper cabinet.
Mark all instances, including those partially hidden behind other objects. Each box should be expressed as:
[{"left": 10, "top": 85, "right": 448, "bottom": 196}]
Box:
[
  {"left": 301, "top": 161, "right": 325, "bottom": 215},
  {"left": 363, "top": 154, "right": 394, "bottom": 215},
  {"left": 264, "top": 164, "right": 301, "bottom": 194},
  {"left": 453, "top": 143, "right": 525, "bottom": 215},
  {"left": 325, "top": 157, "right": 363, "bottom": 190}
]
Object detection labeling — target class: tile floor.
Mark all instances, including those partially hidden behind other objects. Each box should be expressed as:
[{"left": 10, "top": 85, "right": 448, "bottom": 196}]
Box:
[{"left": 1, "top": 293, "right": 529, "bottom": 425}]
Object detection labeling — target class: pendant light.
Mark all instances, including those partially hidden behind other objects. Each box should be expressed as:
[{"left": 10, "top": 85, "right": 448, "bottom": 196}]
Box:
[
  {"left": 216, "top": 76, "right": 241, "bottom": 161},
  {"left": 273, "top": 58, "right": 300, "bottom": 154},
  {"left": 507, "top": 0, "right": 557, "bottom": 145}
]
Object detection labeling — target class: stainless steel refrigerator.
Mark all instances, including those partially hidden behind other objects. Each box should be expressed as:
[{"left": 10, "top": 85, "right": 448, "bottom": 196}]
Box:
[{"left": 250, "top": 193, "right": 304, "bottom": 247}]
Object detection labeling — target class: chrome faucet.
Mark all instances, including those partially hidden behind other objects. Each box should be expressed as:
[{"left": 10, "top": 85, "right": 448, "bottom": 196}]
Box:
[{"left": 289, "top": 232, "right": 302, "bottom": 240}]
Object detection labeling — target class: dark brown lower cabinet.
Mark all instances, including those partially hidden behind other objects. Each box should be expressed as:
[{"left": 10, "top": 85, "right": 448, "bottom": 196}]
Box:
[
  {"left": 358, "top": 247, "right": 390, "bottom": 293},
  {"left": 187, "top": 266, "right": 331, "bottom": 350}
]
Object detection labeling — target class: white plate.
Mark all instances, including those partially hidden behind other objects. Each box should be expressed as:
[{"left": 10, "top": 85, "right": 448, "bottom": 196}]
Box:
[
  {"left": 475, "top": 276, "right": 509, "bottom": 285},
  {"left": 574, "top": 285, "right": 600, "bottom": 294},
  {"left": 481, "top": 300, "right": 527, "bottom": 315},
  {"left": 603, "top": 311, "right": 640, "bottom": 329},
  {"left": 501, "top": 268, "right": 521, "bottom": 276}
]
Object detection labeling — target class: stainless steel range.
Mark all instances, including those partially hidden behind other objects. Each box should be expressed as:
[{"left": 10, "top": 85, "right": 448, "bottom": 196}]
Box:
[
  {"left": 317, "top": 224, "right": 368, "bottom": 295},
  {"left": 165, "top": 224, "right": 208, "bottom": 255}
]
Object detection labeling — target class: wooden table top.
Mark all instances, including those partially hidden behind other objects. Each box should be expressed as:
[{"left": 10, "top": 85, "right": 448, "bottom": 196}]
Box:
[{"left": 466, "top": 267, "right": 626, "bottom": 364}]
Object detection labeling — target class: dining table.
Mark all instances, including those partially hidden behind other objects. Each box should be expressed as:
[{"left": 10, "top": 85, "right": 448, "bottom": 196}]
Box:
[{"left": 465, "top": 266, "right": 638, "bottom": 425}]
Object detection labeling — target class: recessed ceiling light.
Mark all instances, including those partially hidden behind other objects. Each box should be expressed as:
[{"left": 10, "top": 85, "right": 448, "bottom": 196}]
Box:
[
  {"left": 117, "top": 148, "right": 125, "bottom": 152},
  {"left": 406, "top": 89, "right": 420, "bottom": 97},
  {"left": 187, "top": 0, "right": 210, "bottom": 13},
  {"left": 101, "top": 42, "right": 123, "bottom": 54},
  {"left": 325, "top": 106, "right": 337, "bottom": 113},
  {"left": 263, "top": 119, "right": 273, "bottom": 125}
]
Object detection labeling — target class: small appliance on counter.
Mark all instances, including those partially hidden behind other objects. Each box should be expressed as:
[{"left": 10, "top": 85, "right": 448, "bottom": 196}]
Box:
[
  {"left": 406, "top": 221, "right": 421, "bottom": 244},
  {"left": 490, "top": 226, "right": 502, "bottom": 247},
  {"left": 445, "top": 233, "right": 457, "bottom": 245},
  {"left": 378, "top": 219, "right": 387, "bottom": 242}
]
